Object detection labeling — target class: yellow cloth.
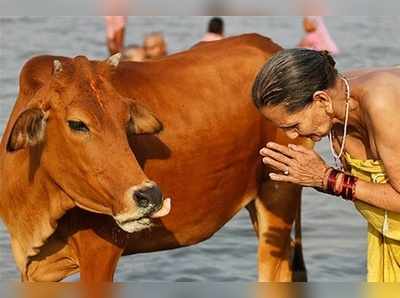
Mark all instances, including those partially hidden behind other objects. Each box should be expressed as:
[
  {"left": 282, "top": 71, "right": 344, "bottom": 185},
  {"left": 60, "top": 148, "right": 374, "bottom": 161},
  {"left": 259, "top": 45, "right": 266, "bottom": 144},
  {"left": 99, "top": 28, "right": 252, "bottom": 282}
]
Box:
[{"left": 345, "top": 153, "right": 400, "bottom": 282}]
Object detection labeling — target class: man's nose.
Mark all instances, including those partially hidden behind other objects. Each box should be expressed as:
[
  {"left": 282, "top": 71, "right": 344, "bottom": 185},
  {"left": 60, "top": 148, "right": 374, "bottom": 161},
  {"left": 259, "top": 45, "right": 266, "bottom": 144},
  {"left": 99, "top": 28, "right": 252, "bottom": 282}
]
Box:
[{"left": 286, "top": 130, "right": 299, "bottom": 140}]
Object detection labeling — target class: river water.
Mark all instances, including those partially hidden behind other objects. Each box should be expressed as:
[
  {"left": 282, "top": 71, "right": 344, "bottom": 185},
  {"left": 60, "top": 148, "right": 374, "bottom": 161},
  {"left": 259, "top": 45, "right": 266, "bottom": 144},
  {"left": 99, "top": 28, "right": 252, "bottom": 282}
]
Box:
[{"left": 0, "top": 16, "right": 399, "bottom": 281}]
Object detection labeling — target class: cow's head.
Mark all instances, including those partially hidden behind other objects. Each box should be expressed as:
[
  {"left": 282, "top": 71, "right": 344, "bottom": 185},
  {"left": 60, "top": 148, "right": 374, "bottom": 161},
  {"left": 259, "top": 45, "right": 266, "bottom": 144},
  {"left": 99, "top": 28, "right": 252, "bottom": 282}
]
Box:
[{"left": 6, "top": 54, "right": 170, "bottom": 232}]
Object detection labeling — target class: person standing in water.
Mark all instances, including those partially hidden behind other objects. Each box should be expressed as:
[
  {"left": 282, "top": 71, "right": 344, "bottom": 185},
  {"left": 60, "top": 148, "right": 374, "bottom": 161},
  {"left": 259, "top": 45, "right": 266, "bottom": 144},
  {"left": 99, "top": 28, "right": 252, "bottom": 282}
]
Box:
[
  {"left": 201, "top": 17, "right": 224, "bottom": 42},
  {"left": 143, "top": 32, "right": 168, "bottom": 60},
  {"left": 105, "top": 15, "right": 127, "bottom": 56},
  {"left": 298, "top": 16, "right": 339, "bottom": 55},
  {"left": 253, "top": 48, "right": 400, "bottom": 281}
]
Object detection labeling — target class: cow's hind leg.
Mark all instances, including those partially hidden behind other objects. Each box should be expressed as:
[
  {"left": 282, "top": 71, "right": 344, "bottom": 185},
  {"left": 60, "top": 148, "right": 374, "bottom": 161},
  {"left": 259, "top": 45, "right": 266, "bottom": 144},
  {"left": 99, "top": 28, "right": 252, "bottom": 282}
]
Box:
[
  {"left": 246, "top": 200, "right": 258, "bottom": 236},
  {"left": 247, "top": 179, "right": 307, "bottom": 281},
  {"left": 291, "top": 198, "right": 307, "bottom": 282}
]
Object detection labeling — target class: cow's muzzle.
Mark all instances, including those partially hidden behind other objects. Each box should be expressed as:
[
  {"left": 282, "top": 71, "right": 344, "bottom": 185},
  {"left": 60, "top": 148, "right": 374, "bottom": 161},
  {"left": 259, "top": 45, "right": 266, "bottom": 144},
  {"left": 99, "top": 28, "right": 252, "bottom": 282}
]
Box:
[
  {"left": 133, "top": 184, "right": 171, "bottom": 218},
  {"left": 114, "top": 181, "right": 171, "bottom": 233}
]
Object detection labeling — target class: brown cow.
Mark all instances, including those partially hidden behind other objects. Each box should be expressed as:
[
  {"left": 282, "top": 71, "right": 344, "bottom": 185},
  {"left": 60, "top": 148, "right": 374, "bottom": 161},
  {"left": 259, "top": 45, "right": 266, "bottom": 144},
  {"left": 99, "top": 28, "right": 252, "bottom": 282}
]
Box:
[
  {"left": 0, "top": 55, "right": 171, "bottom": 281},
  {"left": 0, "top": 34, "right": 310, "bottom": 282}
]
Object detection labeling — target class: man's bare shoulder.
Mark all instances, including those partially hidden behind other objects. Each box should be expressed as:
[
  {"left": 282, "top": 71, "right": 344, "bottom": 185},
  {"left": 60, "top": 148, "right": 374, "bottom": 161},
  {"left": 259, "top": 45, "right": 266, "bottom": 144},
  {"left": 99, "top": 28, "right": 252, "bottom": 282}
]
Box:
[{"left": 360, "top": 69, "right": 400, "bottom": 113}]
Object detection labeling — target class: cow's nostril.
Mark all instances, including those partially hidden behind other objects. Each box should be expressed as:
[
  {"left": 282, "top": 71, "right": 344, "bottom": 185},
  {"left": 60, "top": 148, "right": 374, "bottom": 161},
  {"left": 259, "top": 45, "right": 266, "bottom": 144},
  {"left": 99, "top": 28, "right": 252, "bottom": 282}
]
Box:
[
  {"left": 133, "top": 186, "right": 163, "bottom": 210},
  {"left": 134, "top": 191, "right": 150, "bottom": 208},
  {"left": 138, "top": 198, "right": 150, "bottom": 208}
]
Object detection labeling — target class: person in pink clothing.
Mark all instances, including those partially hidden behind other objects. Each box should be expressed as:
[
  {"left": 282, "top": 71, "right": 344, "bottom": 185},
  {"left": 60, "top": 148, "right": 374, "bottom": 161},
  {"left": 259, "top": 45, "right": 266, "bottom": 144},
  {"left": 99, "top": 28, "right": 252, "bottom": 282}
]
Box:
[
  {"left": 105, "top": 16, "right": 127, "bottom": 56},
  {"left": 298, "top": 16, "right": 339, "bottom": 55},
  {"left": 201, "top": 17, "right": 224, "bottom": 42}
]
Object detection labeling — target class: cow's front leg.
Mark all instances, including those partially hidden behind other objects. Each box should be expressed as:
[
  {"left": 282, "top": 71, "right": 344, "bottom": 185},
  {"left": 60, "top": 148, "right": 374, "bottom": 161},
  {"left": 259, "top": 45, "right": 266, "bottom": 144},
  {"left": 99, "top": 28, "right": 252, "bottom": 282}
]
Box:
[
  {"left": 252, "top": 179, "right": 303, "bottom": 281},
  {"left": 74, "top": 227, "right": 124, "bottom": 282},
  {"left": 65, "top": 210, "right": 125, "bottom": 282}
]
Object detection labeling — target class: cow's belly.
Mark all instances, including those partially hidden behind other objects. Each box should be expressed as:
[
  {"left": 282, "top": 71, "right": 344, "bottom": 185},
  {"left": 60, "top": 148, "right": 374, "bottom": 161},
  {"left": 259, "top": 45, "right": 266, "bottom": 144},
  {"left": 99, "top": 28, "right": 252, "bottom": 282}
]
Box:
[{"left": 123, "top": 181, "right": 258, "bottom": 254}]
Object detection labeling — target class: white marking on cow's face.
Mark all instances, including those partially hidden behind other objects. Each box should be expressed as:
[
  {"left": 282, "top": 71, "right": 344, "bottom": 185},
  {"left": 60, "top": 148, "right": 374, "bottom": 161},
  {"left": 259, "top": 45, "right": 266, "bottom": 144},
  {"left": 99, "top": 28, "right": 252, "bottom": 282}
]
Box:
[
  {"left": 114, "top": 206, "right": 152, "bottom": 233},
  {"left": 116, "top": 217, "right": 153, "bottom": 233}
]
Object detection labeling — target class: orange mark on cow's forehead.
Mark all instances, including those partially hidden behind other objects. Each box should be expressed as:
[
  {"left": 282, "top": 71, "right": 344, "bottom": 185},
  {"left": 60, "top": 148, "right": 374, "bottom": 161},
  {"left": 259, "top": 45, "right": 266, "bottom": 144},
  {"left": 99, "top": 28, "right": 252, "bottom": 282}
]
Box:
[{"left": 89, "top": 79, "right": 105, "bottom": 109}]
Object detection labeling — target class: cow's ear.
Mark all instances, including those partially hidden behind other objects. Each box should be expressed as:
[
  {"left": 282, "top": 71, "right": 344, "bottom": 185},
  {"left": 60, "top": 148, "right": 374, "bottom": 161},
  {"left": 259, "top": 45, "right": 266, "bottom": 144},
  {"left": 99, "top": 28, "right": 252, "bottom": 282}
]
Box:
[
  {"left": 127, "top": 103, "right": 163, "bottom": 135},
  {"left": 6, "top": 108, "right": 48, "bottom": 152}
]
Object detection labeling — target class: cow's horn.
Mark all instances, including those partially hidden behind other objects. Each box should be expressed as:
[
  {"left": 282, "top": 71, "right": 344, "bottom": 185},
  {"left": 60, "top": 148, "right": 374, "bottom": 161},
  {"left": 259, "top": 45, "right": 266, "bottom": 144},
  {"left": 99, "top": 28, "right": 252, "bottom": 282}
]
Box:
[
  {"left": 53, "top": 60, "right": 63, "bottom": 74},
  {"left": 106, "top": 53, "right": 122, "bottom": 67}
]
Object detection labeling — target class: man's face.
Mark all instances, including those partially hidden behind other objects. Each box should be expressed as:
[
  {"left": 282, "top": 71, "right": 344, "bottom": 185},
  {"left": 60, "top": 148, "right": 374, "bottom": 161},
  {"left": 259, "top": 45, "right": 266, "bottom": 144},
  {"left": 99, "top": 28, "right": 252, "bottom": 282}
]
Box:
[
  {"left": 304, "top": 18, "right": 317, "bottom": 33},
  {"left": 260, "top": 102, "right": 332, "bottom": 142},
  {"left": 144, "top": 36, "right": 166, "bottom": 59},
  {"left": 124, "top": 48, "right": 146, "bottom": 62}
]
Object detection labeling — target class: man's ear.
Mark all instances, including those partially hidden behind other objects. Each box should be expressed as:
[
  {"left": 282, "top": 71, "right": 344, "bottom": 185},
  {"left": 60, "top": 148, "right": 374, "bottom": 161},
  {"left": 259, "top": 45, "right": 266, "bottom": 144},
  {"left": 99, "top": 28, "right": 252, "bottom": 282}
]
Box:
[
  {"left": 127, "top": 102, "right": 163, "bottom": 135},
  {"left": 6, "top": 108, "right": 48, "bottom": 152},
  {"left": 313, "top": 90, "right": 334, "bottom": 115}
]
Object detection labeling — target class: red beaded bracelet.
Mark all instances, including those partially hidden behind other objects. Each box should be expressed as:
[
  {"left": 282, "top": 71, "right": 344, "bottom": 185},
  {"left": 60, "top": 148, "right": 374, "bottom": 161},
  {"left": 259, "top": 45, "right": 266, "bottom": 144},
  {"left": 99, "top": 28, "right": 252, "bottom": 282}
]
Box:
[
  {"left": 322, "top": 168, "right": 358, "bottom": 201},
  {"left": 326, "top": 168, "right": 341, "bottom": 195},
  {"left": 340, "top": 174, "right": 358, "bottom": 201}
]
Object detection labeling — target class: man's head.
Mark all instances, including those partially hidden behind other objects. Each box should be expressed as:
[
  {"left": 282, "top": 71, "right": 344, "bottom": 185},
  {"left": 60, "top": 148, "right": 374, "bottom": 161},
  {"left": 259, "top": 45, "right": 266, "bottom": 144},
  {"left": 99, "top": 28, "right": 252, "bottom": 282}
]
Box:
[
  {"left": 143, "top": 32, "right": 167, "bottom": 60},
  {"left": 303, "top": 17, "right": 317, "bottom": 33},
  {"left": 252, "top": 48, "right": 339, "bottom": 142},
  {"left": 208, "top": 17, "right": 224, "bottom": 35},
  {"left": 121, "top": 44, "right": 146, "bottom": 62}
]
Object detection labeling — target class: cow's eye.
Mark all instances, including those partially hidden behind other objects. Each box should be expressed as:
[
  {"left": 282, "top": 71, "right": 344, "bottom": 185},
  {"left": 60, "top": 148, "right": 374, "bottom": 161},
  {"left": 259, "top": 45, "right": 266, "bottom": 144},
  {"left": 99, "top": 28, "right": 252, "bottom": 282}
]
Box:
[{"left": 68, "top": 120, "right": 89, "bottom": 132}]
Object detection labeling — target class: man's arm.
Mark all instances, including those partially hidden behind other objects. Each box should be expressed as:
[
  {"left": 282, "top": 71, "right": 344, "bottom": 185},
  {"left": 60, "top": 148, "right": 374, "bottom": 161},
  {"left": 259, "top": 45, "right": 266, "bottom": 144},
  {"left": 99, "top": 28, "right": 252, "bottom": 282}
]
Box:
[{"left": 353, "top": 87, "right": 400, "bottom": 212}]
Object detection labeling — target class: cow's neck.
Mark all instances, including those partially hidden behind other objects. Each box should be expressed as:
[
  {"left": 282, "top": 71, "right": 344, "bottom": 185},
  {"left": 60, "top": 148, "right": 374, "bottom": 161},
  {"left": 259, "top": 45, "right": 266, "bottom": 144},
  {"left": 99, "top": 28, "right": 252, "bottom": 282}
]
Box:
[{"left": 6, "top": 163, "right": 75, "bottom": 276}]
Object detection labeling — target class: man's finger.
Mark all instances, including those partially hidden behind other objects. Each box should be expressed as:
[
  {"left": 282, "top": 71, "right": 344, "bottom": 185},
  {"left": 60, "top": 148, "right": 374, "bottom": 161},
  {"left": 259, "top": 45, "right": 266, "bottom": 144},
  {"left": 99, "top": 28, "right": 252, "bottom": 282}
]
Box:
[
  {"left": 260, "top": 148, "right": 294, "bottom": 166},
  {"left": 288, "top": 144, "right": 310, "bottom": 154},
  {"left": 269, "top": 173, "right": 296, "bottom": 183},
  {"left": 262, "top": 156, "right": 288, "bottom": 172},
  {"left": 266, "top": 142, "right": 297, "bottom": 158}
]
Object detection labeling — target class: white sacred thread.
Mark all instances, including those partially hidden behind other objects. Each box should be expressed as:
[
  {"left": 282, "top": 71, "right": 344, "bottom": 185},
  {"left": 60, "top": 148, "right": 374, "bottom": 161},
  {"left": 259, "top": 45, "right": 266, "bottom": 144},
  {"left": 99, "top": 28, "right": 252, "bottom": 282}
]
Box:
[{"left": 328, "top": 75, "right": 350, "bottom": 170}]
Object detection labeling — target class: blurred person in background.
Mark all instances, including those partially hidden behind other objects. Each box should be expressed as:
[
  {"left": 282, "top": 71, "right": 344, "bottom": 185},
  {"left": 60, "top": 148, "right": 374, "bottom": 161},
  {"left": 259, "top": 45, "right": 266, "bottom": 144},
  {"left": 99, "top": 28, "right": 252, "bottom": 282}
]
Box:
[
  {"left": 121, "top": 44, "right": 146, "bottom": 62},
  {"left": 298, "top": 16, "right": 339, "bottom": 55},
  {"left": 253, "top": 48, "right": 400, "bottom": 282},
  {"left": 201, "top": 17, "right": 225, "bottom": 42},
  {"left": 143, "top": 32, "right": 168, "bottom": 60},
  {"left": 105, "top": 15, "right": 127, "bottom": 56}
]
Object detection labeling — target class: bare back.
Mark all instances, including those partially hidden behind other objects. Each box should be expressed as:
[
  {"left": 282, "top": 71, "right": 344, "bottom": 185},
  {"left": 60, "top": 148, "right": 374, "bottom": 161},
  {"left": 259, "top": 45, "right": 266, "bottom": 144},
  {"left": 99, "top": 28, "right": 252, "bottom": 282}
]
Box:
[{"left": 333, "top": 67, "right": 400, "bottom": 165}]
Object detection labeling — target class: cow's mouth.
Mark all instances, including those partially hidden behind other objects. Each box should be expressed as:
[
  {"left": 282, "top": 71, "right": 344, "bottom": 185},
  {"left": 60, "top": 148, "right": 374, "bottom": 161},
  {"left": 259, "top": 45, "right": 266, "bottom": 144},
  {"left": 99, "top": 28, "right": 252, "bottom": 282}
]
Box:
[
  {"left": 115, "top": 198, "right": 171, "bottom": 233},
  {"left": 116, "top": 216, "right": 152, "bottom": 233},
  {"left": 149, "top": 197, "right": 171, "bottom": 218}
]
